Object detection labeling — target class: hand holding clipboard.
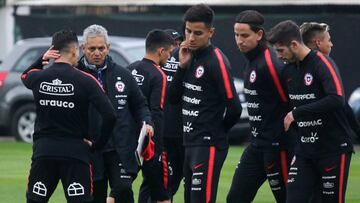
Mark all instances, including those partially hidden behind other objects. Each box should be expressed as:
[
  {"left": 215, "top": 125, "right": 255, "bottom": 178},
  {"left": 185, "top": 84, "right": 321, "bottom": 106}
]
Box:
[{"left": 135, "top": 121, "right": 154, "bottom": 166}]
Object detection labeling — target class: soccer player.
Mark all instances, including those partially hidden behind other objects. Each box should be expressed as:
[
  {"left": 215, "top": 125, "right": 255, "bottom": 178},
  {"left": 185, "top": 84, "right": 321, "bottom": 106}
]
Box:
[
  {"left": 300, "top": 22, "right": 333, "bottom": 56},
  {"left": 168, "top": 4, "right": 242, "bottom": 203},
  {"left": 300, "top": 21, "right": 360, "bottom": 203},
  {"left": 162, "top": 28, "right": 185, "bottom": 201},
  {"left": 128, "top": 29, "right": 175, "bottom": 203},
  {"left": 300, "top": 22, "right": 360, "bottom": 139},
  {"left": 40, "top": 25, "right": 154, "bottom": 203},
  {"left": 268, "top": 20, "right": 353, "bottom": 203},
  {"left": 227, "top": 10, "right": 292, "bottom": 203},
  {"left": 22, "top": 29, "right": 116, "bottom": 203}
]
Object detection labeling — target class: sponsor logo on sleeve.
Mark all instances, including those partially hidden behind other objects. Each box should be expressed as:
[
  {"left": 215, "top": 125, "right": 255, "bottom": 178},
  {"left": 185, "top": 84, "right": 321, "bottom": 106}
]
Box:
[
  {"left": 163, "top": 57, "right": 179, "bottom": 73},
  {"left": 131, "top": 70, "right": 144, "bottom": 85}
]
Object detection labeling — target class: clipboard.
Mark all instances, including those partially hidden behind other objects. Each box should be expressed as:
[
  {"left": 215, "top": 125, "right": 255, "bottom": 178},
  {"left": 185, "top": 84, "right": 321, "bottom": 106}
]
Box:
[{"left": 135, "top": 121, "right": 147, "bottom": 166}]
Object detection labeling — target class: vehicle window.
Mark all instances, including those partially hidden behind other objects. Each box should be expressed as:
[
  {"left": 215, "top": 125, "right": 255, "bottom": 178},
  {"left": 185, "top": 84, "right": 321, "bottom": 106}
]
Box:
[
  {"left": 124, "top": 46, "right": 145, "bottom": 62},
  {"left": 109, "top": 50, "right": 128, "bottom": 67},
  {"left": 13, "top": 47, "right": 47, "bottom": 72}
]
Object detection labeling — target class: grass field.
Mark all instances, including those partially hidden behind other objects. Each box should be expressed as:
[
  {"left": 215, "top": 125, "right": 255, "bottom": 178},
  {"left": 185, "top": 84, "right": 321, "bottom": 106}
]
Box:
[{"left": 0, "top": 141, "right": 359, "bottom": 203}]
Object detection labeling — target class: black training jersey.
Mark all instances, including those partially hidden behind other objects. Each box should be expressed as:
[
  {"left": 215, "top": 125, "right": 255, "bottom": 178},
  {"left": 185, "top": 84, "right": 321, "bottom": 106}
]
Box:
[
  {"left": 128, "top": 58, "right": 167, "bottom": 151},
  {"left": 162, "top": 48, "right": 183, "bottom": 138},
  {"left": 243, "top": 45, "right": 291, "bottom": 150},
  {"left": 21, "top": 58, "right": 116, "bottom": 163},
  {"left": 78, "top": 56, "right": 152, "bottom": 173},
  {"left": 284, "top": 50, "right": 353, "bottom": 158},
  {"left": 169, "top": 44, "right": 242, "bottom": 149}
]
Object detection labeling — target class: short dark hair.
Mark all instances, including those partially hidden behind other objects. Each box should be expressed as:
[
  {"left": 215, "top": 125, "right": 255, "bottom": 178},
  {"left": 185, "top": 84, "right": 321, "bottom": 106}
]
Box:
[
  {"left": 51, "top": 29, "right": 78, "bottom": 52},
  {"left": 183, "top": 4, "right": 214, "bottom": 28},
  {"left": 268, "top": 20, "right": 302, "bottom": 46},
  {"left": 145, "top": 29, "right": 175, "bottom": 53},
  {"left": 235, "top": 10, "right": 266, "bottom": 45},
  {"left": 300, "top": 22, "right": 330, "bottom": 46},
  {"left": 235, "top": 10, "right": 264, "bottom": 33}
]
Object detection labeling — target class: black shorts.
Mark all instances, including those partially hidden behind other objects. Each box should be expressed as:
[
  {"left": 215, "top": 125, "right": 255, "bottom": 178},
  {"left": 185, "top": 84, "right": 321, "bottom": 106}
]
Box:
[
  {"left": 139, "top": 151, "right": 170, "bottom": 202},
  {"left": 286, "top": 152, "right": 352, "bottom": 203},
  {"left": 227, "top": 145, "right": 292, "bottom": 203},
  {"left": 183, "top": 146, "right": 228, "bottom": 203},
  {"left": 26, "top": 157, "right": 93, "bottom": 202}
]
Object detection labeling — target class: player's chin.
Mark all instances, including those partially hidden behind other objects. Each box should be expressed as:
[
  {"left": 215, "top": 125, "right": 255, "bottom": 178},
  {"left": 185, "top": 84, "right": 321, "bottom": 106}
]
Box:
[{"left": 239, "top": 47, "right": 249, "bottom": 53}]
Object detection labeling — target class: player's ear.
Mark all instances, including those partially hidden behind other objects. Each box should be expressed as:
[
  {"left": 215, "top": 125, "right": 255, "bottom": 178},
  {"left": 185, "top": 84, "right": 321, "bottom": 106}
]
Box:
[
  {"left": 314, "top": 39, "right": 321, "bottom": 48},
  {"left": 289, "top": 40, "right": 299, "bottom": 50},
  {"left": 158, "top": 47, "right": 165, "bottom": 56},
  {"left": 256, "top": 29, "right": 264, "bottom": 41},
  {"left": 209, "top": 27, "right": 215, "bottom": 38},
  {"left": 70, "top": 45, "right": 79, "bottom": 58}
]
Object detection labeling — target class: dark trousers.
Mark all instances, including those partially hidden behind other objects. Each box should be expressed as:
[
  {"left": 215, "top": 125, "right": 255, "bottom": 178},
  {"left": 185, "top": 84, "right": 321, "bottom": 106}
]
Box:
[
  {"left": 286, "top": 152, "right": 352, "bottom": 203},
  {"left": 227, "top": 145, "right": 292, "bottom": 203},
  {"left": 138, "top": 151, "right": 170, "bottom": 203},
  {"left": 164, "top": 137, "right": 185, "bottom": 199},
  {"left": 183, "top": 146, "right": 228, "bottom": 203},
  {"left": 91, "top": 151, "right": 135, "bottom": 203}
]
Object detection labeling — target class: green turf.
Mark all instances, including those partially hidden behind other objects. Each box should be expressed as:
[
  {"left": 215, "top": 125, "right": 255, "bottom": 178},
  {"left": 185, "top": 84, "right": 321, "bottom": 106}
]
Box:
[{"left": 0, "top": 141, "right": 359, "bottom": 202}]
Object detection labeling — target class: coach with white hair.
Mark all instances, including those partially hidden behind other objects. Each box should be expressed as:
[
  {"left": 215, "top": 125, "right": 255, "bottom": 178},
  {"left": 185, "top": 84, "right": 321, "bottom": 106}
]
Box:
[{"left": 43, "top": 24, "right": 154, "bottom": 203}]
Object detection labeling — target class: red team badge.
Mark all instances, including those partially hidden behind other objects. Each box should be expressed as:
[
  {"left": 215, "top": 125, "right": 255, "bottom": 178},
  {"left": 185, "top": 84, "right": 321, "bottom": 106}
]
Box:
[
  {"left": 115, "top": 81, "right": 125, "bottom": 92},
  {"left": 195, "top": 66, "right": 204, "bottom": 78},
  {"left": 304, "top": 73, "right": 313, "bottom": 86},
  {"left": 249, "top": 70, "right": 256, "bottom": 83}
]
